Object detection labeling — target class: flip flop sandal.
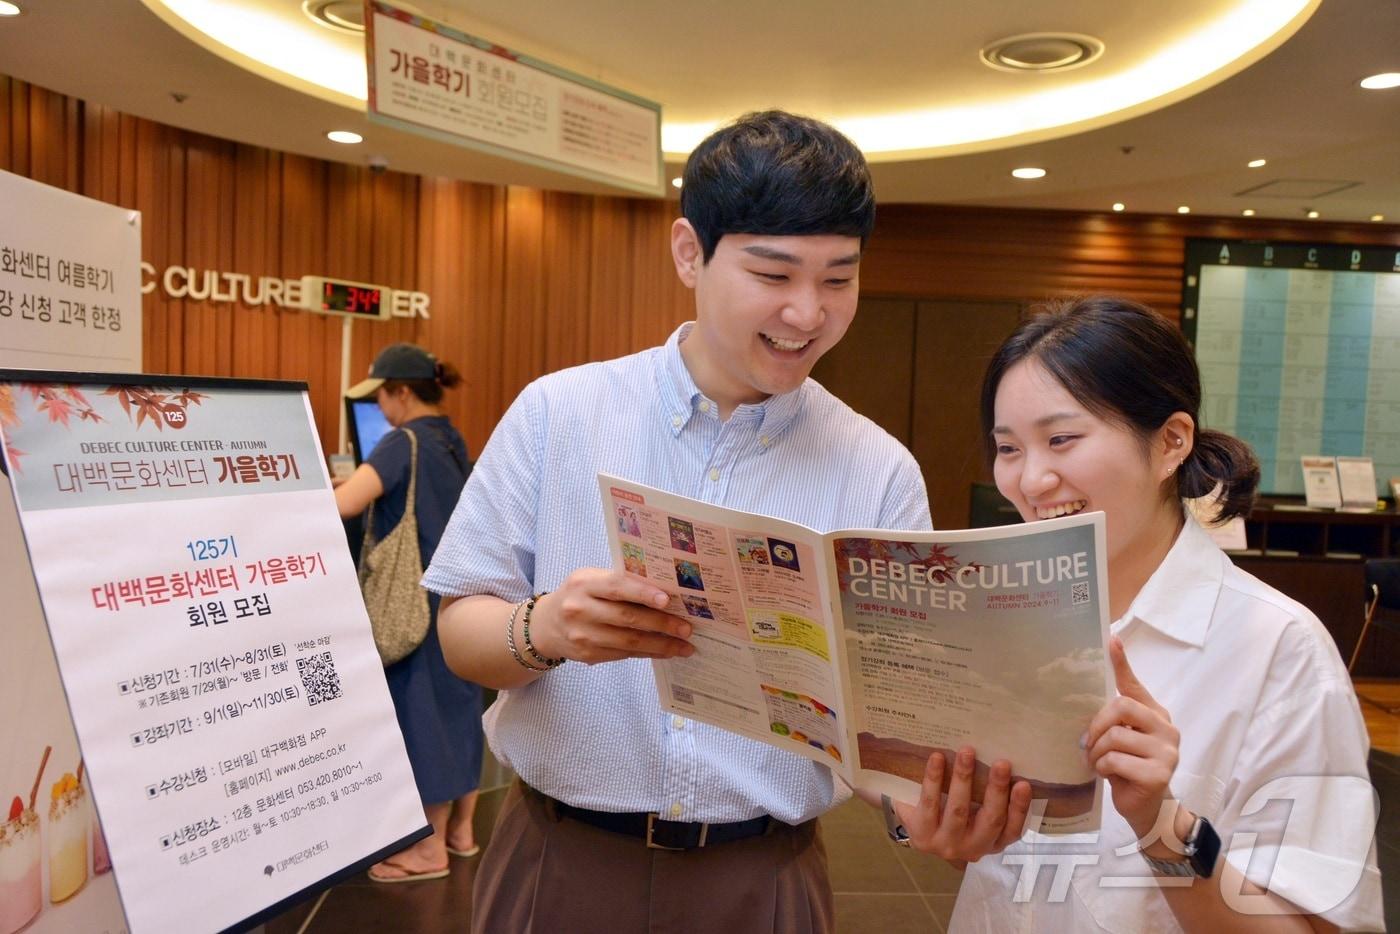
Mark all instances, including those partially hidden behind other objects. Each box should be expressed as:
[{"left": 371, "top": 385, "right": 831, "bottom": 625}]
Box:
[{"left": 367, "top": 861, "right": 450, "bottom": 884}]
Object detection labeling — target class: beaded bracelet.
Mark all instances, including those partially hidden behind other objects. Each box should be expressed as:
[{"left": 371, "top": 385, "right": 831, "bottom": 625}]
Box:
[
  {"left": 505, "top": 599, "right": 546, "bottom": 672},
  {"left": 521, "top": 592, "right": 565, "bottom": 669}
]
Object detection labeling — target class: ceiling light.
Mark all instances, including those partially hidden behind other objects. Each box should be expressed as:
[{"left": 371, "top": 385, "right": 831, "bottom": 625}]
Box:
[
  {"left": 1177, "top": 206, "right": 1191, "bottom": 214},
  {"left": 1372, "top": 214, "right": 1386, "bottom": 222},
  {"left": 1011, "top": 167, "right": 1047, "bottom": 179},
  {"left": 1359, "top": 73, "right": 1400, "bottom": 90},
  {"left": 1112, "top": 203, "right": 1125, "bottom": 212},
  {"left": 1306, "top": 210, "right": 1320, "bottom": 219},
  {"left": 1247, "top": 158, "right": 1267, "bottom": 168},
  {"left": 671, "top": 177, "right": 683, "bottom": 189},
  {"left": 1242, "top": 209, "right": 1256, "bottom": 216},
  {"left": 980, "top": 33, "right": 1105, "bottom": 73},
  {"left": 154, "top": 0, "right": 369, "bottom": 100},
  {"left": 151, "top": 0, "right": 1318, "bottom": 159},
  {"left": 302, "top": 0, "right": 365, "bottom": 33},
  {"left": 0, "top": 2, "right": 21, "bottom": 15},
  {"left": 326, "top": 130, "right": 362, "bottom": 144}
]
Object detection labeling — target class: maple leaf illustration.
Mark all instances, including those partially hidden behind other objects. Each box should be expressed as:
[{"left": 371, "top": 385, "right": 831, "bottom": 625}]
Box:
[
  {"left": 38, "top": 395, "right": 74, "bottom": 427},
  {"left": 63, "top": 386, "right": 92, "bottom": 409},
  {"left": 105, "top": 387, "right": 176, "bottom": 431},
  {"left": 174, "top": 389, "right": 207, "bottom": 408},
  {"left": 3, "top": 443, "right": 25, "bottom": 474},
  {"left": 0, "top": 385, "right": 17, "bottom": 429},
  {"left": 78, "top": 408, "right": 104, "bottom": 423},
  {"left": 102, "top": 386, "right": 135, "bottom": 418}
]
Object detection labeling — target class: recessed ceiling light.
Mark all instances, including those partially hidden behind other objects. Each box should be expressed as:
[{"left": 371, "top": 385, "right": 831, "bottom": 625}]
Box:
[
  {"left": 980, "top": 33, "right": 1105, "bottom": 73},
  {"left": 1247, "top": 158, "right": 1267, "bottom": 168},
  {"left": 671, "top": 177, "right": 683, "bottom": 189},
  {"left": 1359, "top": 73, "right": 1400, "bottom": 90},
  {"left": 326, "top": 130, "right": 362, "bottom": 144},
  {"left": 0, "top": 2, "right": 22, "bottom": 15},
  {"left": 1112, "top": 203, "right": 1125, "bottom": 212},
  {"left": 1372, "top": 214, "right": 1386, "bottom": 222},
  {"left": 1177, "top": 206, "right": 1191, "bottom": 214},
  {"left": 1306, "top": 209, "right": 1320, "bottom": 219},
  {"left": 302, "top": 0, "right": 365, "bottom": 33},
  {"left": 1011, "top": 167, "right": 1047, "bottom": 179},
  {"left": 1242, "top": 209, "right": 1256, "bottom": 216}
]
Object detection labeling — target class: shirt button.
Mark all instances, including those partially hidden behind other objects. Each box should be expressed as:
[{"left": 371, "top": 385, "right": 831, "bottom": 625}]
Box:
[
  {"left": 671, "top": 716, "right": 686, "bottom": 730},
  {"left": 708, "top": 468, "right": 720, "bottom": 482},
  {"left": 760, "top": 435, "right": 771, "bottom": 447},
  {"left": 699, "top": 400, "right": 711, "bottom": 413},
  {"left": 671, "top": 414, "right": 682, "bottom": 428},
  {"left": 670, "top": 803, "right": 683, "bottom": 817}
]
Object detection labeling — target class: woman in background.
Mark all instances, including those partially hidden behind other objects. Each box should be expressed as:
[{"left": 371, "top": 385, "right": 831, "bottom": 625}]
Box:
[
  {"left": 944, "top": 297, "right": 1381, "bottom": 931},
  {"left": 335, "top": 343, "right": 483, "bottom": 883}
]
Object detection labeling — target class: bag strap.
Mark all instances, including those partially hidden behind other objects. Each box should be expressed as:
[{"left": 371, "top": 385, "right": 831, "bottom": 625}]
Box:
[
  {"left": 401, "top": 427, "right": 420, "bottom": 514},
  {"left": 359, "top": 427, "right": 420, "bottom": 560}
]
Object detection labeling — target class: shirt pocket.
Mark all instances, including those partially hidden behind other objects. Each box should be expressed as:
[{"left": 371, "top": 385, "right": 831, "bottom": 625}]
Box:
[{"left": 1068, "top": 770, "right": 1227, "bottom": 934}]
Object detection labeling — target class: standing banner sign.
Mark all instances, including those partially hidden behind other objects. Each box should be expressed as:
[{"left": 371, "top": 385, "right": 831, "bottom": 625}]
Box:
[
  {"left": 0, "top": 372, "right": 427, "bottom": 933},
  {"left": 0, "top": 170, "right": 142, "bottom": 373}
]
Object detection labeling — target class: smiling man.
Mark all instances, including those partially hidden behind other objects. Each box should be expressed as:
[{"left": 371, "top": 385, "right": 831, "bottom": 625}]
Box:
[{"left": 426, "top": 111, "right": 936, "bottom": 933}]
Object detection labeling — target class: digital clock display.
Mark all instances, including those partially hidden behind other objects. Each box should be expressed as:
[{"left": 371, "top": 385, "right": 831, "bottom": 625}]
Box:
[
  {"left": 299, "top": 275, "right": 392, "bottom": 319},
  {"left": 322, "top": 281, "right": 382, "bottom": 316}
]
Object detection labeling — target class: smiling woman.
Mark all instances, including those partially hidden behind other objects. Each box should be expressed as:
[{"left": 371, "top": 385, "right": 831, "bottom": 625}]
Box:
[{"left": 955, "top": 296, "right": 1383, "bottom": 932}]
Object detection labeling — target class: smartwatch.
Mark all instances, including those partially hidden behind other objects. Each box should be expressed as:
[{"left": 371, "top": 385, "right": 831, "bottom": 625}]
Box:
[{"left": 1142, "top": 813, "right": 1220, "bottom": 878}]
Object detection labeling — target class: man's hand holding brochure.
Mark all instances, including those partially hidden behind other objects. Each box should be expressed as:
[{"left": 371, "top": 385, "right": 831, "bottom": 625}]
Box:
[{"left": 600, "top": 474, "right": 1113, "bottom": 835}]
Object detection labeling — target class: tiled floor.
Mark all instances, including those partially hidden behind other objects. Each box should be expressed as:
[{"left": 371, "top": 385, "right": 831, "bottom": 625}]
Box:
[{"left": 267, "top": 682, "right": 1400, "bottom": 933}]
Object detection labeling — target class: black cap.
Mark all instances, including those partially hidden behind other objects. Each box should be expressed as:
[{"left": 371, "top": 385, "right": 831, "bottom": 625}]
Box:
[{"left": 345, "top": 343, "right": 437, "bottom": 398}]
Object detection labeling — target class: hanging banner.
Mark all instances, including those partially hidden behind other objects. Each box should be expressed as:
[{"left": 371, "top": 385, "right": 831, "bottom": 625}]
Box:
[
  {"left": 0, "top": 372, "right": 427, "bottom": 933},
  {"left": 0, "top": 171, "right": 142, "bottom": 374},
  {"left": 366, "top": 1, "right": 664, "bottom": 195}
]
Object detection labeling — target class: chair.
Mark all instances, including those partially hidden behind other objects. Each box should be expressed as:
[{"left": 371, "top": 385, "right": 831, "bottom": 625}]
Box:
[{"left": 1349, "top": 558, "right": 1400, "bottom": 713}]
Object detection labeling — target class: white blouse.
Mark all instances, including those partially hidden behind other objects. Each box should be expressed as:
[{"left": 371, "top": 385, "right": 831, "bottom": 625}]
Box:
[{"left": 949, "top": 515, "right": 1384, "bottom": 933}]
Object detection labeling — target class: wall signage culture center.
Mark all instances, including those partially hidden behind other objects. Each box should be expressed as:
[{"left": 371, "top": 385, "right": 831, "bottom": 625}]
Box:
[{"left": 140, "top": 263, "right": 431, "bottom": 319}]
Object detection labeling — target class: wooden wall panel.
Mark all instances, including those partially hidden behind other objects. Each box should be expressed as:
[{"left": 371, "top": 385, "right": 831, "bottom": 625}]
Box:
[
  {"left": 864, "top": 206, "right": 1400, "bottom": 321},
  {"left": 6, "top": 73, "right": 1400, "bottom": 463},
  {"left": 910, "top": 300, "right": 1023, "bottom": 530}
]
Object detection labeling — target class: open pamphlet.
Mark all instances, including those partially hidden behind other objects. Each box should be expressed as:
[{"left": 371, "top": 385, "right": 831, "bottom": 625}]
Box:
[{"left": 600, "top": 475, "right": 1112, "bottom": 833}]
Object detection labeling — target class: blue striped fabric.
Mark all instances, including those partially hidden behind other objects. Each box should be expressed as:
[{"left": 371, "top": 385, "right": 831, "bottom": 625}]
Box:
[{"left": 423, "top": 322, "right": 932, "bottom": 823}]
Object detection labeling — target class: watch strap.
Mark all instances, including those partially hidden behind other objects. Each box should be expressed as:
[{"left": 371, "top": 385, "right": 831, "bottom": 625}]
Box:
[{"left": 1141, "top": 814, "right": 1220, "bottom": 879}]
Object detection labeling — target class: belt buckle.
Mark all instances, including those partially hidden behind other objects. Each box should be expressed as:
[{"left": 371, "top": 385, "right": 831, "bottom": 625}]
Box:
[{"left": 646, "top": 814, "right": 707, "bottom": 850}]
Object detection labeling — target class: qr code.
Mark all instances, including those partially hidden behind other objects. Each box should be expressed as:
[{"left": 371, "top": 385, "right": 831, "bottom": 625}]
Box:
[
  {"left": 296, "top": 651, "right": 343, "bottom": 706},
  {"left": 1071, "top": 582, "right": 1091, "bottom": 606}
]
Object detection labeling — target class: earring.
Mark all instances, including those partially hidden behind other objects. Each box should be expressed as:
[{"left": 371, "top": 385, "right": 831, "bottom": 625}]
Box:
[{"left": 1167, "top": 464, "right": 1177, "bottom": 476}]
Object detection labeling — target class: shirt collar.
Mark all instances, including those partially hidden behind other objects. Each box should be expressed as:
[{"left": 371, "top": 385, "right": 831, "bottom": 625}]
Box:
[
  {"left": 654, "top": 321, "right": 804, "bottom": 439},
  {"left": 1113, "top": 513, "right": 1224, "bottom": 647}
]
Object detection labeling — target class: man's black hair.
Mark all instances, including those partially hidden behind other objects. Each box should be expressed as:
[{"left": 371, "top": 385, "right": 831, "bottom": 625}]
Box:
[{"left": 680, "top": 110, "right": 875, "bottom": 262}]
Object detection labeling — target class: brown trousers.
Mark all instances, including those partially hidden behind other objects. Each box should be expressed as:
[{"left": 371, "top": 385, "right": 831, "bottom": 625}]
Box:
[{"left": 471, "top": 782, "right": 834, "bottom": 934}]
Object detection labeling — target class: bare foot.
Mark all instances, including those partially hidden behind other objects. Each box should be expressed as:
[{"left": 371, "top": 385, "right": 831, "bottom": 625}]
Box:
[{"left": 445, "top": 826, "right": 478, "bottom": 856}]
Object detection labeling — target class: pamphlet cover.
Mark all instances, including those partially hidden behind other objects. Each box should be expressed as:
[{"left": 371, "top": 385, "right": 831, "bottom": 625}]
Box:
[{"left": 600, "top": 475, "right": 1112, "bottom": 833}]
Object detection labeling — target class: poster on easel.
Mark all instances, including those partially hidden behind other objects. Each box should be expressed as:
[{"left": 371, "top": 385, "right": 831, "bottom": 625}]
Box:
[{"left": 0, "top": 371, "right": 428, "bottom": 934}]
